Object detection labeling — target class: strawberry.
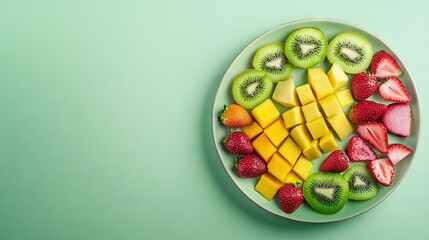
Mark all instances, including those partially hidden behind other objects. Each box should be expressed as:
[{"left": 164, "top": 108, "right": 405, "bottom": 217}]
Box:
[
  {"left": 349, "top": 100, "right": 387, "bottom": 124},
  {"left": 351, "top": 72, "right": 379, "bottom": 101},
  {"left": 368, "top": 158, "right": 395, "bottom": 187},
  {"left": 346, "top": 136, "right": 377, "bottom": 162},
  {"left": 278, "top": 184, "right": 304, "bottom": 214},
  {"left": 378, "top": 76, "right": 411, "bottom": 103},
  {"left": 387, "top": 143, "right": 413, "bottom": 165},
  {"left": 320, "top": 150, "right": 350, "bottom": 173},
  {"left": 369, "top": 50, "right": 403, "bottom": 79},
  {"left": 222, "top": 130, "right": 253, "bottom": 154},
  {"left": 235, "top": 153, "right": 267, "bottom": 178},
  {"left": 382, "top": 103, "right": 411, "bottom": 137},
  {"left": 356, "top": 122, "right": 388, "bottom": 153},
  {"left": 218, "top": 104, "right": 253, "bottom": 128}
]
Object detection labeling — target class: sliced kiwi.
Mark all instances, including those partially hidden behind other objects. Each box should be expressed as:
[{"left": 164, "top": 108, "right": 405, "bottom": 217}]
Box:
[
  {"left": 327, "top": 32, "right": 373, "bottom": 74},
  {"left": 232, "top": 69, "right": 273, "bottom": 109},
  {"left": 252, "top": 42, "right": 294, "bottom": 83},
  {"left": 285, "top": 27, "right": 328, "bottom": 68},
  {"left": 303, "top": 172, "right": 349, "bottom": 214},
  {"left": 343, "top": 164, "right": 378, "bottom": 201}
]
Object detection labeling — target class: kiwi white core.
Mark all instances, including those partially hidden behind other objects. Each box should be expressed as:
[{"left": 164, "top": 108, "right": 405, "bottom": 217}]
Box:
[
  {"left": 300, "top": 43, "right": 317, "bottom": 56},
  {"left": 315, "top": 187, "right": 335, "bottom": 200},
  {"left": 341, "top": 48, "right": 360, "bottom": 60},
  {"left": 265, "top": 57, "right": 283, "bottom": 69},
  {"left": 246, "top": 82, "right": 259, "bottom": 95},
  {"left": 354, "top": 176, "right": 367, "bottom": 187}
]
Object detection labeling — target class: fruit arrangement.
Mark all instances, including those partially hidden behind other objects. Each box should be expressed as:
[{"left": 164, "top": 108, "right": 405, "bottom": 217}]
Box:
[{"left": 216, "top": 25, "right": 415, "bottom": 216}]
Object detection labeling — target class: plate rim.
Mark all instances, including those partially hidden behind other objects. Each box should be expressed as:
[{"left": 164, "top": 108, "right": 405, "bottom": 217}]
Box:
[{"left": 211, "top": 18, "right": 421, "bottom": 223}]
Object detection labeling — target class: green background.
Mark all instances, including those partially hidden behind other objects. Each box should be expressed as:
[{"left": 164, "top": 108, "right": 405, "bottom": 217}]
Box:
[{"left": 0, "top": 1, "right": 427, "bottom": 239}]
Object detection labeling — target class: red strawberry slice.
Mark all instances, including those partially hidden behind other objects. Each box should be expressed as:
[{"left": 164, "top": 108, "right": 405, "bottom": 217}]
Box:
[
  {"left": 346, "top": 136, "right": 377, "bottom": 162},
  {"left": 387, "top": 144, "right": 413, "bottom": 165},
  {"left": 351, "top": 72, "right": 379, "bottom": 101},
  {"left": 278, "top": 184, "right": 304, "bottom": 214},
  {"left": 382, "top": 103, "right": 411, "bottom": 137},
  {"left": 369, "top": 50, "right": 403, "bottom": 79},
  {"left": 222, "top": 130, "right": 253, "bottom": 154},
  {"left": 356, "top": 122, "right": 388, "bottom": 153},
  {"left": 368, "top": 158, "right": 395, "bottom": 187},
  {"left": 235, "top": 154, "right": 267, "bottom": 178},
  {"left": 320, "top": 150, "right": 350, "bottom": 173},
  {"left": 378, "top": 76, "right": 411, "bottom": 103},
  {"left": 349, "top": 100, "right": 387, "bottom": 124}
]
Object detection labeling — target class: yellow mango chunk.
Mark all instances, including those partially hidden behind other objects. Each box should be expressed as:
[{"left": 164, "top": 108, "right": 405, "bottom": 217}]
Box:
[
  {"left": 308, "top": 67, "right": 334, "bottom": 100},
  {"left": 264, "top": 119, "right": 289, "bottom": 147},
  {"left": 278, "top": 136, "right": 302, "bottom": 165},
  {"left": 319, "top": 131, "right": 338, "bottom": 153},
  {"left": 319, "top": 94, "right": 342, "bottom": 117},
  {"left": 306, "top": 117, "right": 330, "bottom": 139},
  {"left": 296, "top": 84, "right": 316, "bottom": 105},
  {"left": 335, "top": 88, "right": 355, "bottom": 108},
  {"left": 255, "top": 172, "right": 284, "bottom": 200},
  {"left": 302, "top": 139, "right": 323, "bottom": 161},
  {"left": 301, "top": 102, "right": 322, "bottom": 122},
  {"left": 327, "top": 63, "right": 348, "bottom": 90},
  {"left": 252, "top": 133, "right": 277, "bottom": 162},
  {"left": 282, "top": 106, "right": 305, "bottom": 129},
  {"left": 284, "top": 171, "right": 303, "bottom": 184},
  {"left": 272, "top": 77, "right": 300, "bottom": 107},
  {"left": 292, "top": 155, "right": 314, "bottom": 180},
  {"left": 327, "top": 111, "right": 354, "bottom": 141},
  {"left": 251, "top": 99, "right": 279, "bottom": 128},
  {"left": 242, "top": 122, "right": 262, "bottom": 140},
  {"left": 267, "top": 153, "right": 293, "bottom": 183},
  {"left": 290, "top": 124, "right": 313, "bottom": 149}
]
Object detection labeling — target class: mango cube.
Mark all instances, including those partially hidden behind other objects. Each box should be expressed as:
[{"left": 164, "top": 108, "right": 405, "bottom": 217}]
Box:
[
  {"left": 282, "top": 107, "right": 305, "bottom": 129},
  {"left": 335, "top": 88, "right": 355, "bottom": 108},
  {"left": 327, "top": 63, "right": 348, "bottom": 90},
  {"left": 301, "top": 102, "right": 322, "bottom": 122},
  {"left": 278, "top": 136, "right": 302, "bottom": 165},
  {"left": 251, "top": 99, "right": 279, "bottom": 128},
  {"left": 303, "top": 139, "right": 323, "bottom": 160},
  {"left": 264, "top": 119, "right": 289, "bottom": 147},
  {"left": 296, "top": 84, "right": 316, "bottom": 105},
  {"left": 292, "top": 155, "right": 314, "bottom": 180},
  {"left": 319, "top": 131, "right": 338, "bottom": 152},
  {"left": 267, "top": 153, "right": 293, "bottom": 183},
  {"left": 319, "top": 94, "right": 342, "bottom": 117},
  {"left": 255, "top": 173, "right": 284, "bottom": 200},
  {"left": 290, "top": 124, "right": 313, "bottom": 150},
  {"left": 242, "top": 122, "right": 262, "bottom": 140},
  {"left": 272, "top": 77, "right": 300, "bottom": 107},
  {"left": 327, "top": 111, "right": 354, "bottom": 141},
  {"left": 308, "top": 67, "right": 334, "bottom": 100},
  {"left": 284, "top": 171, "right": 303, "bottom": 184},
  {"left": 252, "top": 133, "right": 277, "bottom": 162},
  {"left": 306, "top": 117, "right": 330, "bottom": 139}
]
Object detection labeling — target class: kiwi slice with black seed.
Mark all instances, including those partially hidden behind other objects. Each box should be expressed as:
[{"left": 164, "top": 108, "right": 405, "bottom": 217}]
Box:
[
  {"left": 327, "top": 32, "right": 373, "bottom": 74},
  {"left": 303, "top": 172, "right": 349, "bottom": 214},
  {"left": 343, "top": 164, "right": 378, "bottom": 201},
  {"left": 232, "top": 69, "right": 273, "bottom": 109},
  {"left": 252, "top": 42, "right": 294, "bottom": 83},
  {"left": 285, "top": 27, "right": 328, "bottom": 68}
]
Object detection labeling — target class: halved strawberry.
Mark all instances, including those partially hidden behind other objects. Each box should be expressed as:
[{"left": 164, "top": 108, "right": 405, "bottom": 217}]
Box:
[
  {"left": 346, "top": 136, "right": 377, "bottom": 162},
  {"left": 369, "top": 50, "right": 403, "bottom": 79},
  {"left": 378, "top": 77, "right": 411, "bottom": 103},
  {"left": 387, "top": 144, "right": 413, "bottom": 165},
  {"left": 356, "top": 122, "right": 388, "bottom": 153},
  {"left": 368, "top": 158, "right": 395, "bottom": 187},
  {"left": 382, "top": 103, "right": 411, "bottom": 137},
  {"left": 349, "top": 100, "right": 387, "bottom": 124}
]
